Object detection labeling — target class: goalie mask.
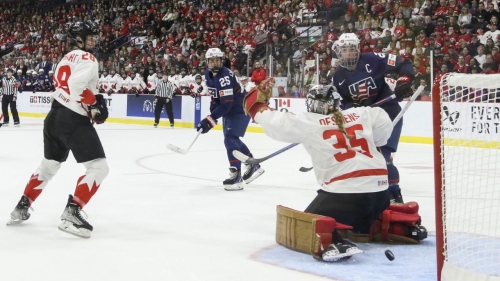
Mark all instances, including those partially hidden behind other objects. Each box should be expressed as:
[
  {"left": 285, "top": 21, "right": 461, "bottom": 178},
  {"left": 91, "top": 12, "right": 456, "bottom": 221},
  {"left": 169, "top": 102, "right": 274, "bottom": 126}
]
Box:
[
  {"left": 306, "top": 84, "right": 341, "bottom": 115},
  {"left": 335, "top": 33, "right": 360, "bottom": 71}
]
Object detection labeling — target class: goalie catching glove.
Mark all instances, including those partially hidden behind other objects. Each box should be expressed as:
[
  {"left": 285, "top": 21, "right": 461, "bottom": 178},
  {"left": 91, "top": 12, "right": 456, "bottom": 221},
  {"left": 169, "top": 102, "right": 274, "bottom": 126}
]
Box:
[
  {"left": 243, "top": 77, "right": 276, "bottom": 121},
  {"left": 394, "top": 75, "right": 414, "bottom": 101},
  {"left": 89, "top": 94, "right": 109, "bottom": 124}
]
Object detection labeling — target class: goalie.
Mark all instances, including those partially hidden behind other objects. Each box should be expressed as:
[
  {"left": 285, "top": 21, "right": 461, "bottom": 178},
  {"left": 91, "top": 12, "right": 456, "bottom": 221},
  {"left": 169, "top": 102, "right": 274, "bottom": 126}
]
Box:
[{"left": 244, "top": 81, "right": 393, "bottom": 261}]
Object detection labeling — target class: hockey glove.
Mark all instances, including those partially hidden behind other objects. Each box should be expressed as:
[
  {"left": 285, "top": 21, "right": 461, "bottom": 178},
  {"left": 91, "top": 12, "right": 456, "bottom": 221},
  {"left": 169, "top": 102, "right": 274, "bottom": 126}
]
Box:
[
  {"left": 197, "top": 115, "right": 217, "bottom": 134},
  {"left": 108, "top": 89, "right": 114, "bottom": 96},
  {"left": 89, "top": 94, "right": 109, "bottom": 124},
  {"left": 99, "top": 87, "right": 105, "bottom": 93},
  {"left": 143, "top": 88, "right": 149, "bottom": 94},
  {"left": 197, "top": 85, "right": 203, "bottom": 94},
  {"left": 243, "top": 77, "right": 275, "bottom": 121},
  {"left": 394, "top": 75, "right": 413, "bottom": 101}
]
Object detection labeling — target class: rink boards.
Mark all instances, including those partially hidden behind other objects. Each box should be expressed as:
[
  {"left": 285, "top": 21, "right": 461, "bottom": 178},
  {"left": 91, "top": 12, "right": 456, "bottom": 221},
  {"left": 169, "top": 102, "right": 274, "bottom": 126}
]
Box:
[{"left": 15, "top": 92, "right": 500, "bottom": 146}]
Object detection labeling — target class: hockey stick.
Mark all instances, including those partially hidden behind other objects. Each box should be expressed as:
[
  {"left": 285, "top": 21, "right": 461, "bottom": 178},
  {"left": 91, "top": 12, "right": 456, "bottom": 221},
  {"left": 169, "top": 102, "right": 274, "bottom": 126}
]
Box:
[
  {"left": 299, "top": 167, "right": 313, "bottom": 172},
  {"left": 233, "top": 143, "right": 300, "bottom": 165},
  {"left": 392, "top": 85, "right": 424, "bottom": 126},
  {"left": 166, "top": 130, "right": 202, "bottom": 155}
]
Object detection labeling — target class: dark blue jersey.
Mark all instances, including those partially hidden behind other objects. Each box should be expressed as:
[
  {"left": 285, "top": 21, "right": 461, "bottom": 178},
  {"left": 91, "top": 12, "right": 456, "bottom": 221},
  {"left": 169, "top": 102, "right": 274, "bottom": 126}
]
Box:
[
  {"left": 333, "top": 52, "right": 414, "bottom": 119},
  {"left": 205, "top": 67, "right": 243, "bottom": 119}
]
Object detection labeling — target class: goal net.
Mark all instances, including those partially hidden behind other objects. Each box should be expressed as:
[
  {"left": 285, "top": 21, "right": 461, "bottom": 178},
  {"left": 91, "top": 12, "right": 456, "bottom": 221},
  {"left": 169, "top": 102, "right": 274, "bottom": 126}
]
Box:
[{"left": 432, "top": 73, "right": 500, "bottom": 281}]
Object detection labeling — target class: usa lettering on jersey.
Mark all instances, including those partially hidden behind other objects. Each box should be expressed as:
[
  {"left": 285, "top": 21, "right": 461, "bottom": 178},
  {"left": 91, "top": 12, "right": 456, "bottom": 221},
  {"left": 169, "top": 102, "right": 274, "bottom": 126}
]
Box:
[{"left": 348, "top": 77, "right": 377, "bottom": 96}]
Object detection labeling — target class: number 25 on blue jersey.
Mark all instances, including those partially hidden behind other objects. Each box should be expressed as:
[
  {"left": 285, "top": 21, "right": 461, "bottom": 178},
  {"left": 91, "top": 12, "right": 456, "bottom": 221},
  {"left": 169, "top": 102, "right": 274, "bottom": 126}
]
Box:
[{"left": 219, "top": 76, "right": 230, "bottom": 87}]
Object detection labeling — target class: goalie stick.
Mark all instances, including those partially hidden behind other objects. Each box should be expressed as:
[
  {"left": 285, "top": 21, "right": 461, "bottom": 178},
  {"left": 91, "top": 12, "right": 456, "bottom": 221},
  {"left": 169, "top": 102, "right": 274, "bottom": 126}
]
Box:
[
  {"left": 166, "top": 130, "right": 202, "bottom": 155},
  {"left": 234, "top": 94, "right": 399, "bottom": 165}
]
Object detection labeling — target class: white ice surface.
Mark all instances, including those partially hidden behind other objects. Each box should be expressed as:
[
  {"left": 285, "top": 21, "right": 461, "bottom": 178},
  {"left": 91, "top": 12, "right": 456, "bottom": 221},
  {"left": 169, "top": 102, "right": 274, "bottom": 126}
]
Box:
[{"left": 0, "top": 118, "right": 437, "bottom": 281}]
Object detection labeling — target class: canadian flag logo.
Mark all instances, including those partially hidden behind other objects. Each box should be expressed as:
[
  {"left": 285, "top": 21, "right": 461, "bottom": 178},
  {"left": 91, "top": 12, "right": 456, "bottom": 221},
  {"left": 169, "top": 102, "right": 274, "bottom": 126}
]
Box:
[{"left": 279, "top": 99, "right": 290, "bottom": 107}]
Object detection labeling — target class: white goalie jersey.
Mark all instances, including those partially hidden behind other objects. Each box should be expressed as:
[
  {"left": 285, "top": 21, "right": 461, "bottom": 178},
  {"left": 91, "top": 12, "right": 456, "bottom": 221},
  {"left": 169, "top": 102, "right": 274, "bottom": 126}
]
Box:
[
  {"left": 255, "top": 107, "right": 393, "bottom": 193},
  {"left": 52, "top": 49, "right": 99, "bottom": 117}
]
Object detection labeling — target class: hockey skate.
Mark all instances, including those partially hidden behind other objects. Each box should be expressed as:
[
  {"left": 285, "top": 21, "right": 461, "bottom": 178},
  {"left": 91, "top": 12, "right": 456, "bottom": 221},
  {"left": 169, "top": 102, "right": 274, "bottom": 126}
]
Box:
[
  {"left": 242, "top": 163, "right": 265, "bottom": 184},
  {"left": 390, "top": 190, "right": 404, "bottom": 204},
  {"left": 223, "top": 167, "right": 244, "bottom": 191},
  {"left": 154, "top": 123, "right": 158, "bottom": 128},
  {"left": 321, "top": 241, "right": 363, "bottom": 262},
  {"left": 58, "top": 195, "right": 93, "bottom": 238},
  {"left": 14, "top": 122, "right": 20, "bottom": 127},
  {"left": 6, "top": 195, "right": 32, "bottom": 226}
]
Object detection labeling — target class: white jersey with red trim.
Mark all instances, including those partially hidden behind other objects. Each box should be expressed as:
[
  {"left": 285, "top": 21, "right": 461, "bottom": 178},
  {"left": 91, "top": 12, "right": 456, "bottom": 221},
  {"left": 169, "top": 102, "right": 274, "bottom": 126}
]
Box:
[
  {"left": 98, "top": 74, "right": 109, "bottom": 90},
  {"left": 147, "top": 73, "right": 159, "bottom": 90},
  {"left": 188, "top": 81, "right": 208, "bottom": 96},
  {"left": 168, "top": 74, "right": 182, "bottom": 88},
  {"left": 130, "top": 76, "right": 147, "bottom": 92},
  {"left": 52, "top": 49, "right": 99, "bottom": 117},
  {"left": 121, "top": 76, "right": 132, "bottom": 92},
  {"left": 255, "top": 107, "right": 393, "bottom": 193},
  {"left": 108, "top": 74, "right": 122, "bottom": 91}
]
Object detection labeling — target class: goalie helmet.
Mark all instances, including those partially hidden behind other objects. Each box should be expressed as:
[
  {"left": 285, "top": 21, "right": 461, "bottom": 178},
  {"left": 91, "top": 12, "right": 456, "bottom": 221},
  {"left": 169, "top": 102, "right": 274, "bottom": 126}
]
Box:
[
  {"left": 67, "top": 20, "right": 99, "bottom": 52},
  {"left": 205, "top": 47, "right": 224, "bottom": 73},
  {"left": 335, "top": 33, "right": 360, "bottom": 71},
  {"left": 306, "top": 84, "right": 341, "bottom": 115}
]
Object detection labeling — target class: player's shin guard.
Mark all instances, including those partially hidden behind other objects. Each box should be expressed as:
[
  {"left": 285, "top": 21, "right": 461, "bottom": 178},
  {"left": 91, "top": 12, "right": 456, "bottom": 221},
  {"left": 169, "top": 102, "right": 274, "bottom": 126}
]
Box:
[
  {"left": 23, "top": 158, "right": 62, "bottom": 204},
  {"left": 72, "top": 158, "right": 109, "bottom": 208},
  {"left": 380, "top": 147, "right": 403, "bottom": 203}
]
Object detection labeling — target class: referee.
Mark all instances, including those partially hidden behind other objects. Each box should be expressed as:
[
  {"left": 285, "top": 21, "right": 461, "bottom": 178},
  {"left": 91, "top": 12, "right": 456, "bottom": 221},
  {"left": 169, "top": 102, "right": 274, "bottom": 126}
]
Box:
[
  {"left": 1, "top": 68, "right": 20, "bottom": 127},
  {"left": 154, "top": 72, "right": 177, "bottom": 128}
]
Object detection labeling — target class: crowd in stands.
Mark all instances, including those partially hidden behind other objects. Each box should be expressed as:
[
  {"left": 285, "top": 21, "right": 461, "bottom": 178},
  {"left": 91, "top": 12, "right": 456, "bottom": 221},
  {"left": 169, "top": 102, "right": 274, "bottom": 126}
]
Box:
[{"left": 0, "top": 0, "right": 498, "bottom": 102}]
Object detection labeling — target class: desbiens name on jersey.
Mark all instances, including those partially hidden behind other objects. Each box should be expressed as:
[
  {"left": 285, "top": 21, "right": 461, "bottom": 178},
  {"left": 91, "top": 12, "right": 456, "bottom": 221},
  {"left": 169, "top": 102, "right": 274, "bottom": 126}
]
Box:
[{"left": 319, "top": 112, "right": 360, "bottom": 126}]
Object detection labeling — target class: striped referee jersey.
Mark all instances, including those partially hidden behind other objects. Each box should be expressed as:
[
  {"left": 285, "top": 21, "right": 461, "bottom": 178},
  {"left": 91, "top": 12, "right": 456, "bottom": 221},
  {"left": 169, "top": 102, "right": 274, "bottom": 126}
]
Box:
[
  {"left": 155, "top": 79, "right": 176, "bottom": 99},
  {"left": 1, "top": 76, "right": 19, "bottom": 97}
]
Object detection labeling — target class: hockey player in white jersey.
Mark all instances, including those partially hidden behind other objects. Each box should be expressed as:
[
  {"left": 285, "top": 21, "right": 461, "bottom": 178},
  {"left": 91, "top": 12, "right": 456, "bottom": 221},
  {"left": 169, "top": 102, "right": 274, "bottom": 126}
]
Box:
[
  {"left": 130, "top": 72, "right": 147, "bottom": 96},
  {"left": 6, "top": 21, "right": 109, "bottom": 239},
  {"left": 98, "top": 70, "right": 109, "bottom": 93},
  {"left": 243, "top": 81, "right": 392, "bottom": 261},
  {"left": 121, "top": 73, "right": 132, "bottom": 93},
  {"left": 107, "top": 69, "right": 122, "bottom": 95},
  {"left": 146, "top": 67, "right": 159, "bottom": 95},
  {"left": 186, "top": 74, "right": 207, "bottom": 97},
  {"left": 168, "top": 68, "right": 181, "bottom": 89},
  {"left": 239, "top": 76, "right": 255, "bottom": 94}
]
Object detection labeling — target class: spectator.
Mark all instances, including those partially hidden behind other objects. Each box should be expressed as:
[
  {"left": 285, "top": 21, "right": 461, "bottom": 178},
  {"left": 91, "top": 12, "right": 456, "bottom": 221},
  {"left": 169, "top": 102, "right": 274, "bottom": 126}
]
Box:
[
  {"left": 250, "top": 61, "right": 266, "bottom": 85},
  {"left": 475, "top": 45, "right": 486, "bottom": 68},
  {"left": 36, "top": 55, "right": 52, "bottom": 75}
]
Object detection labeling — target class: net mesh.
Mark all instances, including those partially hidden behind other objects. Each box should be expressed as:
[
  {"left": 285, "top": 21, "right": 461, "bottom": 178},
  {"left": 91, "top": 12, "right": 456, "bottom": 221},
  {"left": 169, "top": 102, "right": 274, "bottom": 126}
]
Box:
[{"left": 438, "top": 73, "right": 500, "bottom": 278}]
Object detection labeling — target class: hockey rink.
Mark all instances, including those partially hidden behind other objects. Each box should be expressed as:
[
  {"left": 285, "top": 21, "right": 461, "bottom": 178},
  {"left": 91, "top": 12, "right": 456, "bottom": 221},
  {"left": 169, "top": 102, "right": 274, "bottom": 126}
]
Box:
[{"left": 0, "top": 118, "right": 438, "bottom": 281}]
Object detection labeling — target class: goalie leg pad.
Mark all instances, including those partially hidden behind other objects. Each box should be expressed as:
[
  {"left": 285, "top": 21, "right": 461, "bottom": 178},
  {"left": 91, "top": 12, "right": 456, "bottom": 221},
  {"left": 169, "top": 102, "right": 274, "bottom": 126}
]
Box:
[{"left": 275, "top": 205, "right": 352, "bottom": 260}]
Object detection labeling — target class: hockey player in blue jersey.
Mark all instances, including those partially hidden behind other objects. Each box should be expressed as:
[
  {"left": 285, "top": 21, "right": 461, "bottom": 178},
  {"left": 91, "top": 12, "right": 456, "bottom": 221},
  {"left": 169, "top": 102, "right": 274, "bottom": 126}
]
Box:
[
  {"left": 333, "top": 33, "right": 415, "bottom": 204},
  {"left": 198, "top": 48, "right": 264, "bottom": 191}
]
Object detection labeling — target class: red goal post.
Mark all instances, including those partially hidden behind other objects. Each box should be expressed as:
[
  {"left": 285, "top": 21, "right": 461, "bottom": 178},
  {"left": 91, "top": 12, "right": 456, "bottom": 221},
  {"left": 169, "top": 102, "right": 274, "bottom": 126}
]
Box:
[{"left": 432, "top": 73, "right": 500, "bottom": 281}]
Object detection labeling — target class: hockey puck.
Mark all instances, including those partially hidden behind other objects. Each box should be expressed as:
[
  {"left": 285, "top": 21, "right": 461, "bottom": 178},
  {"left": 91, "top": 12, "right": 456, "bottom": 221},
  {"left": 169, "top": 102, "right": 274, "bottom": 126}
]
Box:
[{"left": 385, "top": 250, "right": 395, "bottom": 261}]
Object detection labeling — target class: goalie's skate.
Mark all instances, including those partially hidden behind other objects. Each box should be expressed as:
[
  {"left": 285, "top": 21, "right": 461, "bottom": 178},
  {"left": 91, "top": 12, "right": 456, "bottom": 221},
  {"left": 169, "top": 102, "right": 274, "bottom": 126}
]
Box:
[
  {"left": 223, "top": 167, "right": 244, "bottom": 191},
  {"left": 242, "top": 163, "right": 265, "bottom": 184},
  {"left": 321, "top": 242, "right": 363, "bottom": 262},
  {"left": 58, "top": 195, "right": 93, "bottom": 238},
  {"left": 6, "top": 195, "right": 32, "bottom": 226}
]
